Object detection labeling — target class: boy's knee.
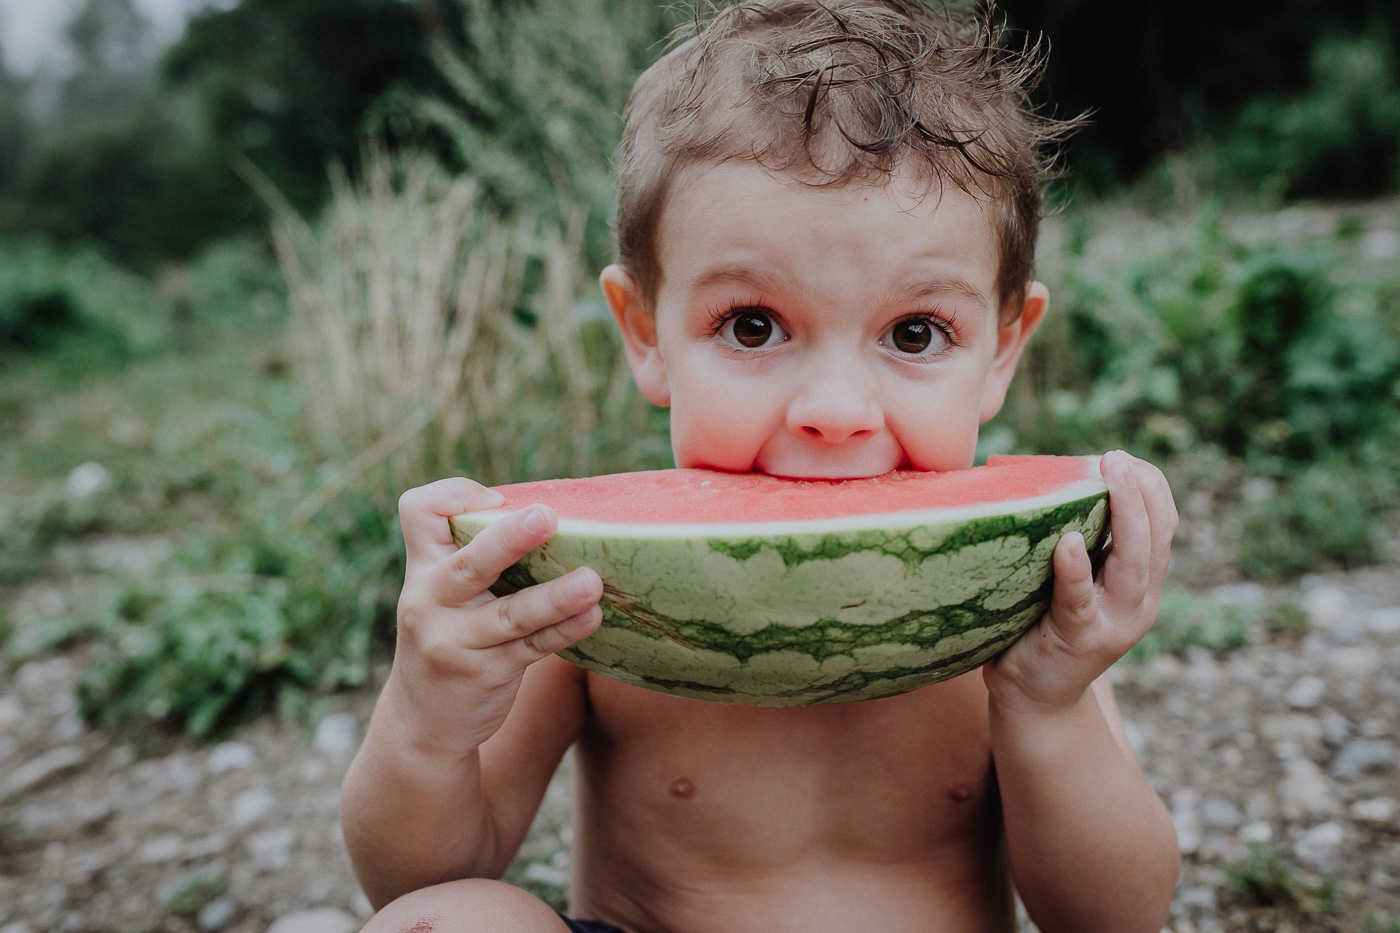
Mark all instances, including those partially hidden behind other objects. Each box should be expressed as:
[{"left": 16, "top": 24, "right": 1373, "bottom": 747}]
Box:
[{"left": 359, "top": 879, "right": 569, "bottom": 933}]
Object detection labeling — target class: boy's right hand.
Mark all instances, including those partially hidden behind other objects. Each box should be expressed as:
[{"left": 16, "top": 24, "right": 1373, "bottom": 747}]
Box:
[{"left": 384, "top": 477, "right": 604, "bottom": 756}]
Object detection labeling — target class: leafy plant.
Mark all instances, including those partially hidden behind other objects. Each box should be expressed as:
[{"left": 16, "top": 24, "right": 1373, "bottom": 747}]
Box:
[
  {"left": 1126, "top": 587, "right": 1252, "bottom": 663},
  {"left": 414, "top": 0, "right": 684, "bottom": 270}
]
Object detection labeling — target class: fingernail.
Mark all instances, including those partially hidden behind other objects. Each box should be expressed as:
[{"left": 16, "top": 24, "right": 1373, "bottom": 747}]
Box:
[
  {"left": 484, "top": 488, "right": 505, "bottom": 507},
  {"left": 523, "top": 506, "right": 550, "bottom": 535},
  {"left": 1070, "top": 532, "right": 1086, "bottom": 560},
  {"left": 567, "top": 569, "right": 597, "bottom": 599}
]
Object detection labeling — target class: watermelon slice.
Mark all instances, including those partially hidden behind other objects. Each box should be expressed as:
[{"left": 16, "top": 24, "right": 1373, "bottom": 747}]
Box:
[{"left": 449, "top": 455, "right": 1108, "bottom": 706}]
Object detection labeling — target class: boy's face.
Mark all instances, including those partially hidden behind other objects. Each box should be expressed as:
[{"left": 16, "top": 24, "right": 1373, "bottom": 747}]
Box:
[{"left": 602, "top": 162, "right": 1047, "bottom": 479}]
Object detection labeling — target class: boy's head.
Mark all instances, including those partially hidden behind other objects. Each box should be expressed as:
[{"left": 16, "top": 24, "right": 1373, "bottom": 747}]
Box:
[
  {"left": 614, "top": 0, "right": 1070, "bottom": 316},
  {"left": 602, "top": 0, "right": 1075, "bottom": 479}
]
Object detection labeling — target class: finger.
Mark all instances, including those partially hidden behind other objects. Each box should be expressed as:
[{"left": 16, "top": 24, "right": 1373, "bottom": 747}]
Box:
[
  {"left": 1049, "top": 531, "right": 1099, "bottom": 635},
  {"left": 433, "top": 504, "right": 558, "bottom": 605},
  {"left": 399, "top": 478, "right": 504, "bottom": 564},
  {"left": 466, "top": 566, "right": 603, "bottom": 650},
  {"left": 1098, "top": 451, "right": 1152, "bottom": 616},
  {"left": 498, "top": 604, "right": 604, "bottom": 668},
  {"left": 1127, "top": 458, "right": 1179, "bottom": 589}
]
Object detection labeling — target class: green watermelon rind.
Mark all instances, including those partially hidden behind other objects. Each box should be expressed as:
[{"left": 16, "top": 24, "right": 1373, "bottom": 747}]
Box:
[{"left": 450, "top": 482, "right": 1108, "bottom": 707}]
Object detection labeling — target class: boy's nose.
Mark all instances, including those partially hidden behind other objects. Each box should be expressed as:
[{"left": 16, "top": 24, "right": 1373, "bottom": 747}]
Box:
[{"left": 786, "top": 372, "right": 885, "bottom": 445}]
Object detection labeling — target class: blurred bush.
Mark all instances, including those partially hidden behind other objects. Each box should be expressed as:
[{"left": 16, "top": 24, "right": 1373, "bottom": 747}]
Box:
[
  {"left": 416, "top": 0, "right": 684, "bottom": 270},
  {"left": 71, "top": 148, "right": 669, "bottom": 737},
  {"left": 1000, "top": 207, "right": 1400, "bottom": 579},
  {"left": 999, "top": 0, "right": 1400, "bottom": 197}
]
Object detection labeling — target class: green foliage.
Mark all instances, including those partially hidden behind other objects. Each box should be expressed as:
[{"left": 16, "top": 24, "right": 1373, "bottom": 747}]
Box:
[
  {"left": 1126, "top": 588, "right": 1253, "bottom": 663},
  {"left": 165, "top": 0, "right": 445, "bottom": 220},
  {"left": 417, "top": 0, "right": 685, "bottom": 269},
  {"left": 0, "top": 238, "right": 171, "bottom": 360},
  {"left": 1238, "top": 454, "right": 1398, "bottom": 580},
  {"left": 1226, "top": 846, "right": 1342, "bottom": 916},
  {"left": 78, "top": 500, "right": 399, "bottom": 737},
  {"left": 1207, "top": 34, "right": 1400, "bottom": 201}
]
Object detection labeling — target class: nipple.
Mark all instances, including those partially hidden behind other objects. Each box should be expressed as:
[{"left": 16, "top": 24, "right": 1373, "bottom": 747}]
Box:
[
  {"left": 396, "top": 919, "right": 438, "bottom": 933},
  {"left": 669, "top": 777, "right": 696, "bottom": 798},
  {"left": 947, "top": 784, "right": 974, "bottom": 803}
]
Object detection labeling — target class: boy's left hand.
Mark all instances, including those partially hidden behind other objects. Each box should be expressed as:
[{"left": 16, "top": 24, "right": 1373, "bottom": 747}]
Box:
[{"left": 983, "top": 450, "right": 1178, "bottom": 715}]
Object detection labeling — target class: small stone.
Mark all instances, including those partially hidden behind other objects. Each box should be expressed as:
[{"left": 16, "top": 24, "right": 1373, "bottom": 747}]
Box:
[
  {"left": 1329, "top": 738, "right": 1397, "bottom": 779},
  {"left": 184, "top": 833, "right": 231, "bottom": 860},
  {"left": 1286, "top": 676, "right": 1326, "bottom": 710},
  {"left": 313, "top": 712, "right": 360, "bottom": 759},
  {"left": 1302, "top": 585, "right": 1349, "bottom": 628},
  {"left": 0, "top": 697, "right": 21, "bottom": 734},
  {"left": 1175, "top": 886, "right": 1217, "bottom": 911},
  {"left": 136, "top": 833, "right": 183, "bottom": 864},
  {"left": 1219, "top": 746, "right": 1245, "bottom": 770},
  {"left": 230, "top": 787, "right": 274, "bottom": 828},
  {"left": 0, "top": 746, "right": 89, "bottom": 803},
  {"left": 1278, "top": 758, "right": 1340, "bottom": 819},
  {"left": 1200, "top": 797, "right": 1243, "bottom": 829},
  {"left": 206, "top": 742, "right": 255, "bottom": 775},
  {"left": 1364, "top": 607, "right": 1400, "bottom": 638},
  {"left": 1294, "top": 821, "right": 1345, "bottom": 867},
  {"left": 197, "top": 897, "right": 237, "bottom": 931},
  {"left": 65, "top": 462, "right": 111, "bottom": 500},
  {"left": 246, "top": 827, "right": 296, "bottom": 871},
  {"left": 1320, "top": 710, "right": 1350, "bottom": 748},
  {"left": 522, "top": 861, "right": 571, "bottom": 887},
  {"left": 1211, "top": 582, "right": 1267, "bottom": 608},
  {"left": 1363, "top": 228, "right": 1400, "bottom": 263},
  {"left": 1260, "top": 714, "right": 1323, "bottom": 749},
  {"left": 1239, "top": 821, "right": 1273, "bottom": 844},
  {"left": 1350, "top": 797, "right": 1396, "bottom": 824},
  {"left": 265, "top": 908, "right": 359, "bottom": 933},
  {"left": 0, "top": 922, "right": 34, "bottom": 933},
  {"left": 1326, "top": 647, "right": 1380, "bottom": 680},
  {"left": 1171, "top": 791, "right": 1201, "bottom": 855}
]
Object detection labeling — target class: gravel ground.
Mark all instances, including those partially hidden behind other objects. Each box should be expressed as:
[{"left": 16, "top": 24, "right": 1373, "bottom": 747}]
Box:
[{"left": 1, "top": 550, "right": 1398, "bottom": 932}]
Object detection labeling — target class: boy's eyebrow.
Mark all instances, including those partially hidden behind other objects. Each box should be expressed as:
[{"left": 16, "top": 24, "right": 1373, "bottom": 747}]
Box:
[
  {"left": 687, "top": 265, "right": 786, "bottom": 294},
  {"left": 687, "top": 267, "right": 991, "bottom": 308},
  {"left": 891, "top": 276, "right": 992, "bottom": 308}
]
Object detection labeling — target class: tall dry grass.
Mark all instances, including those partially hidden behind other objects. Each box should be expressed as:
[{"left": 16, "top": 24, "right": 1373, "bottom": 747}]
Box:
[{"left": 271, "top": 149, "right": 661, "bottom": 521}]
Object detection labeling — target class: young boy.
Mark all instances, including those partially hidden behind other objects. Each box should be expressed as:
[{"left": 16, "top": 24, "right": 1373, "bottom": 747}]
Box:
[{"left": 343, "top": 2, "right": 1181, "bottom": 931}]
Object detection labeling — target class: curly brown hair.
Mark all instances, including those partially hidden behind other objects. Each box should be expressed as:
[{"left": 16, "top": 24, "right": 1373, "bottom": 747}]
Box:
[{"left": 613, "top": 0, "right": 1081, "bottom": 316}]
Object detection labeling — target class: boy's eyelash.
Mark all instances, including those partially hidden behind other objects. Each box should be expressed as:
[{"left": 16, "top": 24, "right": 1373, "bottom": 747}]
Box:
[
  {"left": 704, "top": 300, "right": 773, "bottom": 337},
  {"left": 889, "top": 312, "right": 960, "bottom": 352},
  {"left": 703, "top": 303, "right": 960, "bottom": 352}
]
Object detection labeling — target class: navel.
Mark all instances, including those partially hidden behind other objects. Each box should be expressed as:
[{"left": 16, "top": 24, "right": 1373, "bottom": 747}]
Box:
[{"left": 669, "top": 777, "right": 696, "bottom": 798}]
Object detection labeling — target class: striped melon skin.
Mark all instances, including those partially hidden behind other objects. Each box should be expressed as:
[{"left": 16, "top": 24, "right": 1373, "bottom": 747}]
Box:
[{"left": 450, "top": 462, "right": 1108, "bottom": 706}]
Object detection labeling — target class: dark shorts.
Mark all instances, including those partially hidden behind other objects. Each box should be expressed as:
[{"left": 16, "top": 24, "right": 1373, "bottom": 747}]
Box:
[{"left": 557, "top": 914, "right": 625, "bottom": 933}]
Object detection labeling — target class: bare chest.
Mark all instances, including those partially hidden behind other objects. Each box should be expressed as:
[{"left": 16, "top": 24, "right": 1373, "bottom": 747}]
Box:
[{"left": 574, "top": 672, "right": 998, "bottom": 867}]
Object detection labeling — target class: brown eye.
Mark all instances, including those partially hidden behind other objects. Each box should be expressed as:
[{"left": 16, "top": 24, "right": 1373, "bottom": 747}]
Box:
[
  {"left": 884, "top": 318, "right": 947, "bottom": 356},
  {"left": 732, "top": 313, "right": 773, "bottom": 348}
]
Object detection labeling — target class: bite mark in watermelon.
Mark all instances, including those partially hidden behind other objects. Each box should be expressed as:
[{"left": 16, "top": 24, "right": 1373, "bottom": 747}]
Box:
[{"left": 449, "top": 455, "right": 1108, "bottom": 706}]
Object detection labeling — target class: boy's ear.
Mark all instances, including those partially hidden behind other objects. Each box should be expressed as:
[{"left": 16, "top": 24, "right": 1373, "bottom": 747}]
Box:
[
  {"left": 978, "top": 281, "right": 1049, "bottom": 423},
  {"left": 600, "top": 264, "right": 671, "bottom": 407}
]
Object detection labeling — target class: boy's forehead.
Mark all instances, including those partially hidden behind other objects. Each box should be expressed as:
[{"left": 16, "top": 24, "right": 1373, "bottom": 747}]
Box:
[{"left": 654, "top": 161, "right": 1001, "bottom": 299}]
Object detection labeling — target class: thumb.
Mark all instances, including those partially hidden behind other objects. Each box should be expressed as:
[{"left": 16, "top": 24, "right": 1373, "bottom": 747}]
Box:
[{"left": 1048, "top": 531, "right": 1098, "bottom": 632}]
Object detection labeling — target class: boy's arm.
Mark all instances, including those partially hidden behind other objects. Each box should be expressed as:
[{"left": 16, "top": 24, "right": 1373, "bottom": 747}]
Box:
[
  {"left": 339, "top": 479, "right": 603, "bottom": 910},
  {"left": 983, "top": 451, "right": 1180, "bottom": 933}
]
